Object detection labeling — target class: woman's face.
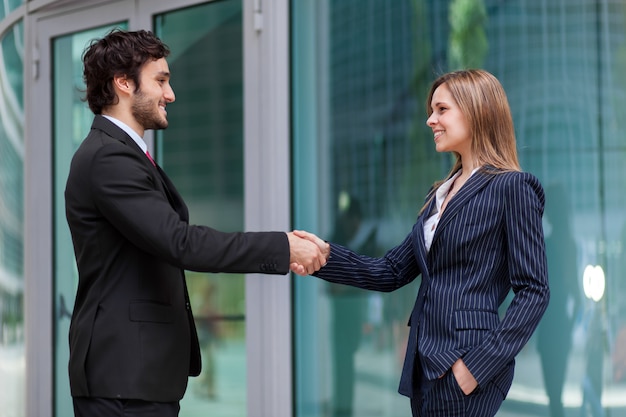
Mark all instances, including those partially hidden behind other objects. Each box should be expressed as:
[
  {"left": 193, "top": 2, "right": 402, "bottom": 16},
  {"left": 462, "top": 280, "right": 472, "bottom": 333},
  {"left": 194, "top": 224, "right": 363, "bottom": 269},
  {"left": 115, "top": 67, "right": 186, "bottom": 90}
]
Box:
[{"left": 426, "top": 83, "right": 472, "bottom": 156}]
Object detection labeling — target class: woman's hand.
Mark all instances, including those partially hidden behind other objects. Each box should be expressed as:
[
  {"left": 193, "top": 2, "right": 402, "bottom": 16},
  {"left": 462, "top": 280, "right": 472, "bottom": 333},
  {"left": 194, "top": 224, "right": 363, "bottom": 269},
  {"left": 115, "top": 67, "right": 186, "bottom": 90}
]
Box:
[{"left": 451, "top": 358, "right": 478, "bottom": 395}]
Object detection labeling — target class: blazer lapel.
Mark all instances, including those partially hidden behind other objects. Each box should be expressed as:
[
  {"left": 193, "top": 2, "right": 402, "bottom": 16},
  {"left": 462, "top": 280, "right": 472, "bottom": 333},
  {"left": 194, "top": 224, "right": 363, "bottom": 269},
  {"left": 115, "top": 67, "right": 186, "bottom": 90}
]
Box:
[
  {"left": 432, "top": 169, "right": 497, "bottom": 243},
  {"left": 155, "top": 165, "right": 189, "bottom": 223},
  {"left": 414, "top": 199, "right": 434, "bottom": 281},
  {"left": 92, "top": 116, "right": 189, "bottom": 222}
]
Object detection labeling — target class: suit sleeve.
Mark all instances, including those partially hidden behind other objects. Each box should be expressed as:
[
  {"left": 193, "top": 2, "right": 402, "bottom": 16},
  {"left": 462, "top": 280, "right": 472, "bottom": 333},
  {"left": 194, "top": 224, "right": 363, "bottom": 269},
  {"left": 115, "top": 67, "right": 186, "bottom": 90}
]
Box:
[
  {"left": 313, "top": 224, "right": 421, "bottom": 292},
  {"left": 462, "top": 172, "right": 550, "bottom": 385},
  {"left": 88, "top": 142, "right": 290, "bottom": 274}
]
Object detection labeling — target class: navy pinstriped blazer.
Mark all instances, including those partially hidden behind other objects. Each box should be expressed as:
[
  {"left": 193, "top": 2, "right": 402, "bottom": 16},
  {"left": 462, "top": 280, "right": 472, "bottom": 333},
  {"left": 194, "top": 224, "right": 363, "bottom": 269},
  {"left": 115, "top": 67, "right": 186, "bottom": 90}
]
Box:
[{"left": 314, "top": 167, "right": 549, "bottom": 399}]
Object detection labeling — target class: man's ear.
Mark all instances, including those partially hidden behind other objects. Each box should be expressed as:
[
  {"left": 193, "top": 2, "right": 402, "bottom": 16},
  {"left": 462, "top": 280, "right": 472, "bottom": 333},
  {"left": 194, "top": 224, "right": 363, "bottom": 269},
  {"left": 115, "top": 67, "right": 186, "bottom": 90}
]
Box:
[{"left": 112, "top": 74, "right": 134, "bottom": 96}]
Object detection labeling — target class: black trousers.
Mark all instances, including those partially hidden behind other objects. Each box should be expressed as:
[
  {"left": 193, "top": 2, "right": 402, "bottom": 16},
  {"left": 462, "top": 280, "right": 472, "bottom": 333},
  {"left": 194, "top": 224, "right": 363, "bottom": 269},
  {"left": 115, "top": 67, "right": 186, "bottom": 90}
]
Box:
[{"left": 73, "top": 397, "right": 180, "bottom": 417}]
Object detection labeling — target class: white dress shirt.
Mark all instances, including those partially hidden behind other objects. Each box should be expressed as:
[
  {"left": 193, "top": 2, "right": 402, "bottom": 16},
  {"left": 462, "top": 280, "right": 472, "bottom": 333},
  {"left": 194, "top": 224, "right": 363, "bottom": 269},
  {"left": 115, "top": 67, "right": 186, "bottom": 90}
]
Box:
[
  {"left": 423, "top": 168, "right": 480, "bottom": 251},
  {"left": 102, "top": 114, "right": 148, "bottom": 153}
]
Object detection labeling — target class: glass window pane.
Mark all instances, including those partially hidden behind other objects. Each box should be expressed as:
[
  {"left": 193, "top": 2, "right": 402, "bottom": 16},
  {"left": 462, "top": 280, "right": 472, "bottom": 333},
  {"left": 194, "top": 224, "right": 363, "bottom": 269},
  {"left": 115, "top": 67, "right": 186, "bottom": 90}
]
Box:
[
  {"left": 292, "top": 1, "right": 626, "bottom": 417},
  {"left": 0, "top": 0, "right": 23, "bottom": 20},
  {"left": 52, "top": 22, "right": 127, "bottom": 417},
  {"left": 0, "top": 19, "right": 23, "bottom": 417},
  {"left": 155, "top": 1, "right": 245, "bottom": 415}
]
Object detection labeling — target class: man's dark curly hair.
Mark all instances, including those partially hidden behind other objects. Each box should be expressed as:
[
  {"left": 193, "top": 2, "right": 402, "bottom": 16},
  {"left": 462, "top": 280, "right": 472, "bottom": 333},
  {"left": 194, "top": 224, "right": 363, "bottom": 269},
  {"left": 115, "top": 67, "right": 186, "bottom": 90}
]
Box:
[{"left": 82, "top": 29, "right": 170, "bottom": 114}]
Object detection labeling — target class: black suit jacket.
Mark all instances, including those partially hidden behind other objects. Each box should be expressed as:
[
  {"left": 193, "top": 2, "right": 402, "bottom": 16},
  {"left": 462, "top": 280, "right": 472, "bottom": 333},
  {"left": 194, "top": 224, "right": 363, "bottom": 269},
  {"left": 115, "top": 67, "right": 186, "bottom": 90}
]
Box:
[{"left": 65, "top": 115, "right": 289, "bottom": 401}]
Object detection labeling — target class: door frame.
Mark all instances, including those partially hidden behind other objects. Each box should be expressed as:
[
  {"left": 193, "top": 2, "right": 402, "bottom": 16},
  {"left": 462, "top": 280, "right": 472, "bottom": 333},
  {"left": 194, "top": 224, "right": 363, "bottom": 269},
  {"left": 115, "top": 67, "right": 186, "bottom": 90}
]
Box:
[
  {"left": 26, "top": 4, "right": 135, "bottom": 417},
  {"left": 25, "top": 0, "right": 292, "bottom": 416},
  {"left": 240, "top": 0, "right": 293, "bottom": 416}
]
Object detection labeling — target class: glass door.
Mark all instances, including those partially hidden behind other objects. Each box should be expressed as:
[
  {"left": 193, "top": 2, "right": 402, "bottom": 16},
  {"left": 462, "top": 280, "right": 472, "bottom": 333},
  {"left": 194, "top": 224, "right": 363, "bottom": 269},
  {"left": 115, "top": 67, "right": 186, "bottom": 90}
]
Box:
[
  {"left": 36, "top": 0, "right": 245, "bottom": 415},
  {"left": 153, "top": 1, "right": 247, "bottom": 415},
  {"left": 31, "top": 4, "right": 135, "bottom": 417}
]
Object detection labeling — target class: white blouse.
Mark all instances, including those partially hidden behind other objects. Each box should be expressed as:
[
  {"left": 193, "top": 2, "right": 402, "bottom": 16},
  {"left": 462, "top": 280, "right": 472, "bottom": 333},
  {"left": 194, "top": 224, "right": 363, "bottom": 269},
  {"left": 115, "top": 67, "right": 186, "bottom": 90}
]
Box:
[{"left": 423, "top": 168, "right": 479, "bottom": 251}]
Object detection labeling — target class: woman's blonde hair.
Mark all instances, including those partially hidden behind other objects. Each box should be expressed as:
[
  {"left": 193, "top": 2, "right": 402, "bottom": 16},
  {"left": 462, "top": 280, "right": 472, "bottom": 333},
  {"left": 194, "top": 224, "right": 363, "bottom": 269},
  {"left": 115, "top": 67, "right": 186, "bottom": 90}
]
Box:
[{"left": 420, "top": 69, "right": 520, "bottom": 214}]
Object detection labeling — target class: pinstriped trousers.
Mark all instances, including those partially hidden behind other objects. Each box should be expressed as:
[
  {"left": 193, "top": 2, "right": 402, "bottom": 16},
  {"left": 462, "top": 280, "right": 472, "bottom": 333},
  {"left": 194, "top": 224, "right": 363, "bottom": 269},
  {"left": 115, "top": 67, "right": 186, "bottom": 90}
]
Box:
[{"left": 410, "top": 365, "right": 510, "bottom": 417}]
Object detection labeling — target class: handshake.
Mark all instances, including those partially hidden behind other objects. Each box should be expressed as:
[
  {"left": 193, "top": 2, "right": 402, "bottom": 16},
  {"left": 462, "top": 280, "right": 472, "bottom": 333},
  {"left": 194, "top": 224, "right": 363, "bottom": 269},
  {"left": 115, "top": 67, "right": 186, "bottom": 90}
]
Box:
[{"left": 287, "top": 230, "right": 330, "bottom": 276}]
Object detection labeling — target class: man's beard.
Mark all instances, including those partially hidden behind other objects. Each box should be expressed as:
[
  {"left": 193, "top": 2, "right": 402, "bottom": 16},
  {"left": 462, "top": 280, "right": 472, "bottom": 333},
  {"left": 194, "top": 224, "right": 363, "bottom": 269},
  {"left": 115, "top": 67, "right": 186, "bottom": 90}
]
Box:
[{"left": 132, "top": 89, "right": 168, "bottom": 130}]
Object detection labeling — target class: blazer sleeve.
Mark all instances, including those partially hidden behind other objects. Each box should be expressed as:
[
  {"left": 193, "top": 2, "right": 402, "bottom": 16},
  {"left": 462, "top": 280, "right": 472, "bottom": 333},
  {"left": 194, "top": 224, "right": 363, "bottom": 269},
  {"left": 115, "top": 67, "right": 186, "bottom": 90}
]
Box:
[
  {"left": 462, "top": 172, "right": 550, "bottom": 386},
  {"left": 86, "top": 140, "right": 290, "bottom": 274},
  {"left": 313, "top": 224, "right": 422, "bottom": 292}
]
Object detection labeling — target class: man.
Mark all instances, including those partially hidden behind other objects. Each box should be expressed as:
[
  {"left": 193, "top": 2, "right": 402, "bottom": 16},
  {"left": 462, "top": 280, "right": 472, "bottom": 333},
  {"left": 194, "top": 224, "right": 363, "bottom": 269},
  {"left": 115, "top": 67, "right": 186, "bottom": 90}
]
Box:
[{"left": 65, "top": 29, "right": 325, "bottom": 417}]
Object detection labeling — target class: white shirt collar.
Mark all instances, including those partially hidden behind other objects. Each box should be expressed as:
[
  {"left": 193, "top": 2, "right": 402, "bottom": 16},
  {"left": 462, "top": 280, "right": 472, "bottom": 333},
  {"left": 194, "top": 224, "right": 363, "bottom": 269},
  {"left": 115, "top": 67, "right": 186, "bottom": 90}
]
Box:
[
  {"left": 423, "top": 167, "right": 481, "bottom": 251},
  {"left": 102, "top": 115, "right": 148, "bottom": 153}
]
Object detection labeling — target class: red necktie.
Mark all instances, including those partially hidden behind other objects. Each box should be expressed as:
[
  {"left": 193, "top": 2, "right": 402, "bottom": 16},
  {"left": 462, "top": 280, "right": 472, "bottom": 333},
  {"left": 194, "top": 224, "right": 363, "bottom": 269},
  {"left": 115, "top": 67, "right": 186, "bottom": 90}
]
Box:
[{"left": 146, "top": 151, "right": 156, "bottom": 166}]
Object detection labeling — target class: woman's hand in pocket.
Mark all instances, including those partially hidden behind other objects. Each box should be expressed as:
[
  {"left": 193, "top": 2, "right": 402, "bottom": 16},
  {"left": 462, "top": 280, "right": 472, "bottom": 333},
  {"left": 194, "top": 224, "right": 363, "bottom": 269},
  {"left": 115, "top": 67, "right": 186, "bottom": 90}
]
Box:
[{"left": 451, "top": 358, "right": 478, "bottom": 395}]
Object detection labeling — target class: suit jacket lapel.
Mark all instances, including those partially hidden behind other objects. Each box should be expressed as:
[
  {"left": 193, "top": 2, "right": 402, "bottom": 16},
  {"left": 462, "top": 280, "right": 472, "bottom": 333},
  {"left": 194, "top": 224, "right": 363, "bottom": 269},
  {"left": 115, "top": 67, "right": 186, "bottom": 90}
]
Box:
[
  {"left": 432, "top": 169, "right": 497, "bottom": 244},
  {"left": 414, "top": 200, "right": 434, "bottom": 282},
  {"left": 92, "top": 116, "right": 189, "bottom": 222},
  {"left": 92, "top": 115, "right": 148, "bottom": 164},
  {"left": 155, "top": 165, "right": 189, "bottom": 222}
]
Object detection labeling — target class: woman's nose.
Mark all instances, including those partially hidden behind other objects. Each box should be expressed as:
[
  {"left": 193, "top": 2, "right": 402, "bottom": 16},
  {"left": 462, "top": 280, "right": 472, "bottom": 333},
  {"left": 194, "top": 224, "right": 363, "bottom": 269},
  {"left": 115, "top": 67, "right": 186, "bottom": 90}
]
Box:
[{"left": 426, "top": 114, "right": 436, "bottom": 127}]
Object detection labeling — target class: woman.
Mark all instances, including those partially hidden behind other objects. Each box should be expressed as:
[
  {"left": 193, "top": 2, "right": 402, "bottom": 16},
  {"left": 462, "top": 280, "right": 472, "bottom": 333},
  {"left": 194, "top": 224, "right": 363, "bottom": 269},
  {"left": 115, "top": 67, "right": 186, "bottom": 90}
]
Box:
[{"left": 295, "top": 69, "right": 550, "bottom": 417}]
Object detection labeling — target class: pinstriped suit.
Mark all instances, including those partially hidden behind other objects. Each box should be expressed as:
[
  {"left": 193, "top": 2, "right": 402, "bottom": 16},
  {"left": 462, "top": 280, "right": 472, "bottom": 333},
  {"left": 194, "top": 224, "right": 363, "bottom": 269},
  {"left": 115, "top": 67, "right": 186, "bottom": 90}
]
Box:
[{"left": 314, "top": 167, "right": 550, "bottom": 416}]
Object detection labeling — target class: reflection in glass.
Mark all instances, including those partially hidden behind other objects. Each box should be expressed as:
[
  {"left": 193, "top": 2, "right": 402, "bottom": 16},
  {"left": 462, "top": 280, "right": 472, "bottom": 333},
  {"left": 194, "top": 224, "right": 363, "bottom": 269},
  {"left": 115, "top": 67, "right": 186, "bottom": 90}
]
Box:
[
  {"left": 327, "top": 192, "right": 380, "bottom": 417},
  {"left": 538, "top": 185, "right": 580, "bottom": 417},
  {"left": 293, "top": 1, "right": 626, "bottom": 416},
  {"left": 155, "top": 1, "right": 245, "bottom": 415},
  {"left": 0, "top": 0, "right": 23, "bottom": 21}
]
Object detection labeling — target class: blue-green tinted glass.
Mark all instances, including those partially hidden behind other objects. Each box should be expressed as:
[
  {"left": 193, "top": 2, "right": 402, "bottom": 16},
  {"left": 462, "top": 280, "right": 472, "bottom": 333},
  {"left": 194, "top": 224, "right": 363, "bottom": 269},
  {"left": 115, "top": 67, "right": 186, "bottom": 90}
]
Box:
[
  {"left": 0, "top": 0, "right": 23, "bottom": 20},
  {"left": 52, "top": 22, "right": 127, "bottom": 417},
  {"left": 0, "top": 19, "right": 23, "bottom": 417},
  {"left": 293, "top": 1, "right": 626, "bottom": 416},
  {"left": 155, "top": 1, "right": 245, "bottom": 415}
]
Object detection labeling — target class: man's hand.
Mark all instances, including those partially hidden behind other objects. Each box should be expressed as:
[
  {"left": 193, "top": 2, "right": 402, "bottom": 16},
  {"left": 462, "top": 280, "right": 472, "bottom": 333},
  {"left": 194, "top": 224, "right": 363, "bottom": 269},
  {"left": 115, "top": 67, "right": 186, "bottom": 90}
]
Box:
[
  {"left": 451, "top": 358, "right": 478, "bottom": 395},
  {"left": 287, "top": 231, "right": 329, "bottom": 276}
]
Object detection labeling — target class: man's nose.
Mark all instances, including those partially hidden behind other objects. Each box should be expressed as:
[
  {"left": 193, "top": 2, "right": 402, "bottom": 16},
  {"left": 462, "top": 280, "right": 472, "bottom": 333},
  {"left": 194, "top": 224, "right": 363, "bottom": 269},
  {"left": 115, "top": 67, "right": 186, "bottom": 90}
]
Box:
[{"left": 165, "top": 85, "right": 175, "bottom": 103}]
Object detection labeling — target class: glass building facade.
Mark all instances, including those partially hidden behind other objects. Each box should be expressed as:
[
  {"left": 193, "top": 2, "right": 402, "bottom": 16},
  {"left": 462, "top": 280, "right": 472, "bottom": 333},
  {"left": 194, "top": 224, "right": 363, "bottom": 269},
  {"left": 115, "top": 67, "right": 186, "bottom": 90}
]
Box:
[
  {"left": 292, "top": 1, "right": 626, "bottom": 416},
  {"left": 2, "top": 0, "right": 626, "bottom": 416}
]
